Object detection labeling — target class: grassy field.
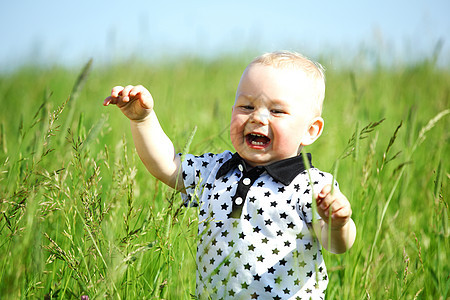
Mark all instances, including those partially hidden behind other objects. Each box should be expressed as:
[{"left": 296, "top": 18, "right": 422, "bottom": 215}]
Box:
[{"left": 0, "top": 52, "right": 448, "bottom": 299}]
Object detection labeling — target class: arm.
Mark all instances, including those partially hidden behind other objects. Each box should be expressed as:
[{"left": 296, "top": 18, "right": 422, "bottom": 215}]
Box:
[
  {"left": 104, "top": 85, "right": 184, "bottom": 190},
  {"left": 313, "top": 184, "right": 356, "bottom": 254}
]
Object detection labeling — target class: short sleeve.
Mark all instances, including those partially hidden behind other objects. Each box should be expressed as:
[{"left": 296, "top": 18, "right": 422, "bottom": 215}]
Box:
[
  {"left": 180, "top": 151, "right": 232, "bottom": 206},
  {"left": 299, "top": 168, "right": 340, "bottom": 224}
]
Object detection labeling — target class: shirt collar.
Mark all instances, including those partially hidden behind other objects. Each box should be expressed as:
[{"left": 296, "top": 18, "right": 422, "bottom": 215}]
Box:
[{"left": 216, "top": 152, "right": 313, "bottom": 186}]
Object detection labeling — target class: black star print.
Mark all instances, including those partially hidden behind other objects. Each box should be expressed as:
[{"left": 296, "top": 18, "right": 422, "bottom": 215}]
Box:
[
  {"left": 200, "top": 209, "right": 206, "bottom": 216},
  {"left": 257, "top": 181, "right": 265, "bottom": 187},
  {"left": 303, "top": 189, "right": 310, "bottom": 194},
  {"left": 210, "top": 258, "right": 215, "bottom": 265},
  {"left": 294, "top": 278, "right": 301, "bottom": 285},
  {"left": 228, "top": 289, "right": 235, "bottom": 296},
  {"left": 319, "top": 172, "right": 325, "bottom": 177},
  {"left": 253, "top": 226, "right": 261, "bottom": 233},
  {"left": 294, "top": 184, "right": 300, "bottom": 191},
  {"left": 306, "top": 288, "right": 312, "bottom": 293},
  {"left": 280, "top": 212, "right": 288, "bottom": 219},
  {"left": 268, "top": 266, "right": 275, "bottom": 274},
  {"left": 305, "top": 242, "right": 312, "bottom": 250},
  {"left": 273, "top": 296, "right": 281, "bottom": 300},
  {"left": 272, "top": 248, "right": 280, "bottom": 255},
  {"left": 244, "top": 263, "right": 251, "bottom": 270},
  {"left": 221, "top": 203, "right": 228, "bottom": 210},
  {"left": 265, "top": 285, "right": 273, "bottom": 292},
  {"left": 202, "top": 161, "right": 209, "bottom": 168},
  {"left": 287, "top": 222, "right": 295, "bottom": 229},
  {"left": 221, "top": 230, "right": 229, "bottom": 237},
  {"left": 214, "top": 193, "right": 220, "bottom": 200},
  {"left": 217, "top": 248, "right": 223, "bottom": 256},
  {"left": 270, "top": 201, "right": 277, "bottom": 207},
  {"left": 211, "top": 238, "right": 217, "bottom": 246},
  {"left": 283, "top": 288, "right": 290, "bottom": 294},
  {"left": 264, "top": 191, "right": 271, "bottom": 197},
  {"left": 182, "top": 171, "right": 187, "bottom": 180},
  {"left": 235, "top": 251, "right": 242, "bottom": 258},
  {"left": 196, "top": 170, "right": 201, "bottom": 177},
  {"left": 248, "top": 244, "right": 255, "bottom": 251},
  {"left": 226, "top": 186, "right": 232, "bottom": 192},
  {"left": 265, "top": 219, "right": 273, "bottom": 226},
  {"left": 279, "top": 259, "right": 287, "bottom": 266},
  {"left": 287, "top": 269, "right": 294, "bottom": 276},
  {"left": 261, "top": 237, "right": 269, "bottom": 244},
  {"left": 278, "top": 186, "right": 285, "bottom": 193},
  {"left": 231, "top": 269, "right": 238, "bottom": 277},
  {"left": 228, "top": 240, "right": 235, "bottom": 247},
  {"left": 241, "top": 282, "right": 249, "bottom": 289},
  {"left": 276, "top": 230, "right": 283, "bottom": 236},
  {"left": 222, "top": 176, "right": 229, "bottom": 183},
  {"left": 306, "top": 271, "right": 313, "bottom": 277},
  {"left": 284, "top": 240, "right": 291, "bottom": 247},
  {"left": 239, "top": 232, "right": 246, "bottom": 239},
  {"left": 232, "top": 220, "right": 239, "bottom": 228},
  {"left": 257, "top": 255, "right": 264, "bottom": 262},
  {"left": 249, "top": 196, "right": 256, "bottom": 203},
  {"left": 257, "top": 208, "right": 264, "bottom": 215},
  {"left": 305, "top": 202, "right": 311, "bottom": 208},
  {"left": 187, "top": 159, "right": 194, "bottom": 166},
  {"left": 216, "top": 221, "right": 224, "bottom": 228},
  {"left": 244, "top": 214, "right": 251, "bottom": 221},
  {"left": 205, "top": 183, "right": 213, "bottom": 190},
  {"left": 251, "top": 292, "right": 259, "bottom": 299},
  {"left": 253, "top": 274, "right": 261, "bottom": 281},
  {"left": 224, "top": 259, "right": 231, "bottom": 267}
]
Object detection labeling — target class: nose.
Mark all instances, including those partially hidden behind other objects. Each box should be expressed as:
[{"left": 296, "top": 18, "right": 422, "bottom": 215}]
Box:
[{"left": 251, "top": 109, "right": 270, "bottom": 125}]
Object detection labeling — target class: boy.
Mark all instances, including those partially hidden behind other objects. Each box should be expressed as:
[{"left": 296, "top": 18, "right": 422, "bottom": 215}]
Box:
[{"left": 104, "top": 51, "right": 356, "bottom": 299}]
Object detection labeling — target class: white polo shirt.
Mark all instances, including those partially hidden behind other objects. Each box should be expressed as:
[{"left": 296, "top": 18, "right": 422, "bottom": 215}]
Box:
[{"left": 181, "top": 151, "right": 338, "bottom": 300}]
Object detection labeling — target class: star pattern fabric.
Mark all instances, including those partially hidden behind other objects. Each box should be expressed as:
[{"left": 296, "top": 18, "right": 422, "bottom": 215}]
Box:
[{"left": 180, "top": 151, "right": 339, "bottom": 299}]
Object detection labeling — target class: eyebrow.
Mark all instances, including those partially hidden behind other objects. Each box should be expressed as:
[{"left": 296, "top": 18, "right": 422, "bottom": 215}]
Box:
[{"left": 237, "top": 93, "right": 287, "bottom": 106}]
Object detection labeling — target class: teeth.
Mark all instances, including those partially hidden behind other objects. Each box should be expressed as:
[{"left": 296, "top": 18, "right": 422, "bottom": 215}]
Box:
[{"left": 251, "top": 141, "right": 265, "bottom": 145}]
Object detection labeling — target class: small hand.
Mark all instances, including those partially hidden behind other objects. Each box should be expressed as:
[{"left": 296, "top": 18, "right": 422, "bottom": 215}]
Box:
[
  {"left": 315, "top": 184, "right": 352, "bottom": 229},
  {"left": 103, "top": 85, "right": 154, "bottom": 121}
]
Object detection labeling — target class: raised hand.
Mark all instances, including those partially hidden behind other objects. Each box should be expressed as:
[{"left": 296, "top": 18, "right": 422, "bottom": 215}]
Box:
[{"left": 103, "top": 85, "right": 154, "bottom": 121}]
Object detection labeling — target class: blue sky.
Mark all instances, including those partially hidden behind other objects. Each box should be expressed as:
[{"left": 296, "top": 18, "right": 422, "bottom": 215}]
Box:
[{"left": 1, "top": 0, "right": 449, "bottom": 70}]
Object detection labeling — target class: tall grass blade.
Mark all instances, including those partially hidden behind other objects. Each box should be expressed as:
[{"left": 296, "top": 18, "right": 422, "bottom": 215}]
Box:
[{"left": 60, "top": 59, "right": 93, "bottom": 143}]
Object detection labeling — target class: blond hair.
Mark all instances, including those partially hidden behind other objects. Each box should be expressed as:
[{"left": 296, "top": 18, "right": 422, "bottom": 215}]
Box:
[{"left": 249, "top": 51, "right": 326, "bottom": 115}]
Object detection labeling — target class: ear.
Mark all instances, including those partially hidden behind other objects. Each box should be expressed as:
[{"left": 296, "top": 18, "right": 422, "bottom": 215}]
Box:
[{"left": 301, "top": 117, "right": 324, "bottom": 146}]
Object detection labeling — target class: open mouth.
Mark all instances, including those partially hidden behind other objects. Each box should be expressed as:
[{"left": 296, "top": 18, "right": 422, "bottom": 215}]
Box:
[{"left": 246, "top": 133, "right": 271, "bottom": 148}]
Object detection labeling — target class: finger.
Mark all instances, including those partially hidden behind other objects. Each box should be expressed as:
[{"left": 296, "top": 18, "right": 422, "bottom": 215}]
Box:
[
  {"left": 318, "top": 197, "right": 335, "bottom": 216},
  {"left": 332, "top": 206, "right": 352, "bottom": 219},
  {"left": 103, "top": 96, "right": 113, "bottom": 106},
  {"left": 131, "top": 85, "right": 153, "bottom": 109},
  {"left": 129, "top": 85, "right": 145, "bottom": 98},
  {"left": 111, "top": 86, "right": 124, "bottom": 98},
  {"left": 318, "top": 184, "right": 332, "bottom": 198},
  {"left": 121, "top": 85, "right": 136, "bottom": 102}
]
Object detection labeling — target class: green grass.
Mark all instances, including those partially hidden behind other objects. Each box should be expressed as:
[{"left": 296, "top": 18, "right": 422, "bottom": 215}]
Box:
[{"left": 0, "top": 53, "right": 448, "bottom": 299}]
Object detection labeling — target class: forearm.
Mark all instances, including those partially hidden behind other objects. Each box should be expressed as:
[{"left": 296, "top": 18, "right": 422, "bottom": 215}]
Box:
[
  {"left": 130, "top": 110, "right": 183, "bottom": 190},
  {"left": 318, "top": 218, "right": 356, "bottom": 254}
]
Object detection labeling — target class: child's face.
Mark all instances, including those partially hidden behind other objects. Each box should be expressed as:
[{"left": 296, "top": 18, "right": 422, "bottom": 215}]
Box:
[{"left": 230, "top": 63, "right": 322, "bottom": 166}]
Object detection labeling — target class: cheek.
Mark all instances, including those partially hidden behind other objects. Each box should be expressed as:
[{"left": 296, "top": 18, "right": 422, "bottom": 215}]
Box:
[{"left": 272, "top": 120, "right": 306, "bottom": 148}]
